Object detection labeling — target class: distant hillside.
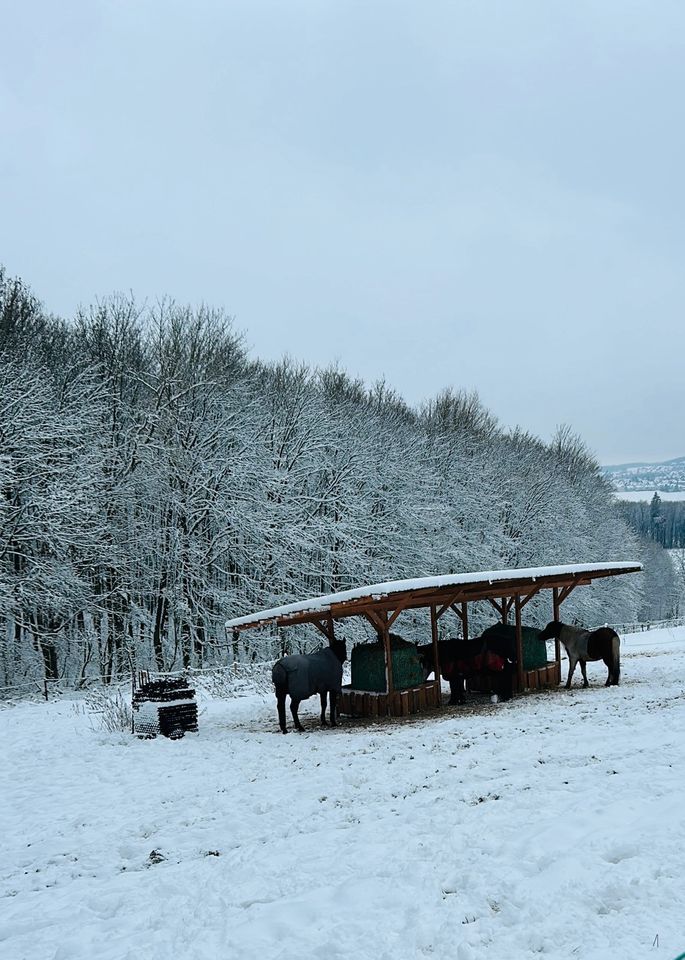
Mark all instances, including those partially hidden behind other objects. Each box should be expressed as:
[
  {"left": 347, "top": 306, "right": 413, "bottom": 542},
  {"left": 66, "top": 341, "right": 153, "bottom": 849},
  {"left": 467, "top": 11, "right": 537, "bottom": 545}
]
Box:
[{"left": 603, "top": 456, "right": 685, "bottom": 493}]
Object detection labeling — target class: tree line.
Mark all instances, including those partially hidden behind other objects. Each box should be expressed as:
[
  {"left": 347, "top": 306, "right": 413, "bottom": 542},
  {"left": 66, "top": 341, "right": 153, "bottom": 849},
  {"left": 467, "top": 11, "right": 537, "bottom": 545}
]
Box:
[
  {"left": 618, "top": 494, "right": 685, "bottom": 549},
  {"left": 0, "top": 266, "right": 671, "bottom": 694}
]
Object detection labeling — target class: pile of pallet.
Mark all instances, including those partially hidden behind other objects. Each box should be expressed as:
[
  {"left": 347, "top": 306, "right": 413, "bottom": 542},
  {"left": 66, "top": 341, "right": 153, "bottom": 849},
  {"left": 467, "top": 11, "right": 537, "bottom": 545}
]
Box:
[{"left": 132, "top": 676, "right": 198, "bottom": 739}]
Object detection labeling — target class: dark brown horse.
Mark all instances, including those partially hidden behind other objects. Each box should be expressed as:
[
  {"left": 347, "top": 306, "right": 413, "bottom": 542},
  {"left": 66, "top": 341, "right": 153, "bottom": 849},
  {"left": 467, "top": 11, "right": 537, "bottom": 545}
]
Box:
[
  {"left": 417, "top": 634, "right": 516, "bottom": 704},
  {"left": 272, "top": 639, "right": 347, "bottom": 733},
  {"left": 539, "top": 621, "right": 620, "bottom": 688}
]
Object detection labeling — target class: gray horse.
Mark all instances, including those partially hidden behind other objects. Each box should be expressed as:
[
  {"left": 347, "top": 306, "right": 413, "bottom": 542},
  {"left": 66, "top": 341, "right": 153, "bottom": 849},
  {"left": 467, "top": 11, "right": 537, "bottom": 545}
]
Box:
[
  {"left": 272, "top": 639, "right": 347, "bottom": 734},
  {"left": 539, "top": 621, "right": 620, "bottom": 688}
]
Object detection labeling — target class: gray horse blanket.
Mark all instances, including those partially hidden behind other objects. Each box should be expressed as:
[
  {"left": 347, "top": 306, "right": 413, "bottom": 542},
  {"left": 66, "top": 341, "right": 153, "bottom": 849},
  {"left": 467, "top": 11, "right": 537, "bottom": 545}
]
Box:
[{"left": 272, "top": 647, "right": 343, "bottom": 702}]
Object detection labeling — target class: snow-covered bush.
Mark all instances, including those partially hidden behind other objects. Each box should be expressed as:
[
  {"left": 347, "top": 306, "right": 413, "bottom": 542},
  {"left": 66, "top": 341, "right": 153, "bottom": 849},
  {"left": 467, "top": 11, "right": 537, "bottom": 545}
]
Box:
[{"left": 82, "top": 687, "right": 132, "bottom": 734}]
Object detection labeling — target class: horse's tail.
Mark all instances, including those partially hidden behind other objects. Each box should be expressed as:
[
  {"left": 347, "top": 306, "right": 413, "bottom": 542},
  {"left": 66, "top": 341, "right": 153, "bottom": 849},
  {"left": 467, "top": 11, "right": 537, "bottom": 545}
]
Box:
[
  {"left": 610, "top": 632, "right": 621, "bottom": 685},
  {"left": 272, "top": 660, "right": 288, "bottom": 694}
]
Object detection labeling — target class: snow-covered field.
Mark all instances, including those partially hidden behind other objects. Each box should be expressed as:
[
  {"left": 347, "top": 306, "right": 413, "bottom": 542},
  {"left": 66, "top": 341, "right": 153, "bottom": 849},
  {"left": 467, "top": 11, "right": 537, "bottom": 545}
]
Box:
[
  {"left": 613, "top": 491, "right": 685, "bottom": 502},
  {"left": 3, "top": 628, "right": 685, "bottom": 960}
]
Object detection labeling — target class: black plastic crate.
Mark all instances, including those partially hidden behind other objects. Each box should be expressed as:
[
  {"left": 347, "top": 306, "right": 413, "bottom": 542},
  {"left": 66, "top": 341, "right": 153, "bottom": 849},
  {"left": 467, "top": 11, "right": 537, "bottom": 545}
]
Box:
[{"left": 132, "top": 676, "right": 198, "bottom": 739}]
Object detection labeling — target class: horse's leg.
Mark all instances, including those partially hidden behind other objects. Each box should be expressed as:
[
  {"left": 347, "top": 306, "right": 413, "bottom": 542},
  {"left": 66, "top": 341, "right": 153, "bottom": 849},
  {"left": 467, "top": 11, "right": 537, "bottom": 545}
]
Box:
[
  {"left": 602, "top": 641, "right": 618, "bottom": 685},
  {"left": 499, "top": 667, "right": 513, "bottom": 702},
  {"left": 290, "top": 699, "right": 305, "bottom": 732},
  {"left": 329, "top": 691, "right": 338, "bottom": 727},
  {"left": 275, "top": 686, "right": 288, "bottom": 733},
  {"left": 603, "top": 655, "right": 612, "bottom": 686},
  {"left": 566, "top": 655, "right": 578, "bottom": 689},
  {"left": 580, "top": 659, "right": 589, "bottom": 688},
  {"left": 449, "top": 676, "right": 466, "bottom": 705},
  {"left": 320, "top": 691, "right": 328, "bottom": 726}
]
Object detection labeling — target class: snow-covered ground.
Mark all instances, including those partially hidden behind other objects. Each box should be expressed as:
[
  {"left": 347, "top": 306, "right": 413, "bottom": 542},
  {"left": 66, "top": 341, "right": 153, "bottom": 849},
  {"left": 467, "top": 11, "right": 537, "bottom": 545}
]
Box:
[
  {"left": 2, "top": 628, "right": 685, "bottom": 960},
  {"left": 613, "top": 490, "right": 685, "bottom": 502}
]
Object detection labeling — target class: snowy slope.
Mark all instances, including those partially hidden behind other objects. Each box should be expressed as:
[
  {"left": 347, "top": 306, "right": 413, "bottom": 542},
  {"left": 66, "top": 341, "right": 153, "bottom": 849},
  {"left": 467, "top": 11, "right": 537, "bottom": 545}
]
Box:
[
  {"left": 2, "top": 628, "right": 685, "bottom": 960},
  {"left": 613, "top": 491, "right": 685, "bottom": 502}
]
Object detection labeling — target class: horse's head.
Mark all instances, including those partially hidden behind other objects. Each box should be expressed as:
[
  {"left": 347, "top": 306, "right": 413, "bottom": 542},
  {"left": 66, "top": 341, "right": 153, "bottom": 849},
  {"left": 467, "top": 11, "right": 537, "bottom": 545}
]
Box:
[
  {"left": 330, "top": 638, "right": 348, "bottom": 663},
  {"left": 539, "top": 620, "right": 562, "bottom": 641}
]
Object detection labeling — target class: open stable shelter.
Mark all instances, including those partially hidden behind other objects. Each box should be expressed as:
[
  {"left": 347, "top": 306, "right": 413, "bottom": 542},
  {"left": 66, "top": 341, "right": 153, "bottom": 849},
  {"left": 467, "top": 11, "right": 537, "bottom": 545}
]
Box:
[{"left": 225, "top": 562, "right": 642, "bottom": 718}]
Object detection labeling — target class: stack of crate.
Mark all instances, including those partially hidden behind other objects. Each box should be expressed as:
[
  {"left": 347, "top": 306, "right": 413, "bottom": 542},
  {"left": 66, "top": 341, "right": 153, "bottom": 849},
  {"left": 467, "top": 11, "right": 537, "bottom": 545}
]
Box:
[{"left": 132, "top": 676, "right": 198, "bottom": 739}]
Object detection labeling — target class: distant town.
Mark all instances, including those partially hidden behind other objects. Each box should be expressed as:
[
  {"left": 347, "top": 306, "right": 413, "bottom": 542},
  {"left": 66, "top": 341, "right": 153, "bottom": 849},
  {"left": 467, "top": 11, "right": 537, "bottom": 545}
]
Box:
[{"left": 603, "top": 456, "right": 685, "bottom": 493}]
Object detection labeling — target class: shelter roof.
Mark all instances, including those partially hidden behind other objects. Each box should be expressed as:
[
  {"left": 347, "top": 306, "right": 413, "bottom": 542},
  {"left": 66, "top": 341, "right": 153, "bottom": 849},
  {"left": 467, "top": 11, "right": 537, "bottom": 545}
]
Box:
[{"left": 225, "top": 561, "right": 642, "bottom": 632}]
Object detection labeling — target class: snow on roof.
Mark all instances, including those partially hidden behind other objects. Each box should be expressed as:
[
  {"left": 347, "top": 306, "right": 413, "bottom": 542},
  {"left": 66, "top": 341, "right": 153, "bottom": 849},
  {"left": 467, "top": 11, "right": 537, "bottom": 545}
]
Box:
[{"left": 225, "top": 561, "right": 642, "bottom": 630}]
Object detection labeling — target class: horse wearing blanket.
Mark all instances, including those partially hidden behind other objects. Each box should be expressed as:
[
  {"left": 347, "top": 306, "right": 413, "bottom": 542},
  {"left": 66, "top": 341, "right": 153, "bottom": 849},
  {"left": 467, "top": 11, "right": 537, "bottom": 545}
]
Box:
[
  {"left": 272, "top": 639, "right": 347, "bottom": 734},
  {"left": 539, "top": 621, "right": 620, "bottom": 689},
  {"left": 416, "top": 634, "right": 516, "bottom": 704}
]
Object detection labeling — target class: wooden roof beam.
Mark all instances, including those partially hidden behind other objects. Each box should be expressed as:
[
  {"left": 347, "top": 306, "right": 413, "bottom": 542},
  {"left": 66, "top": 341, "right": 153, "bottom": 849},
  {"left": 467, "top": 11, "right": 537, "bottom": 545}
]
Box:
[
  {"left": 435, "top": 592, "right": 465, "bottom": 621},
  {"left": 450, "top": 603, "right": 465, "bottom": 624},
  {"left": 312, "top": 616, "right": 336, "bottom": 643},
  {"left": 519, "top": 584, "right": 543, "bottom": 609},
  {"left": 363, "top": 610, "right": 387, "bottom": 634},
  {"left": 557, "top": 576, "right": 586, "bottom": 606},
  {"left": 386, "top": 598, "right": 410, "bottom": 632},
  {"left": 228, "top": 570, "right": 629, "bottom": 632}
]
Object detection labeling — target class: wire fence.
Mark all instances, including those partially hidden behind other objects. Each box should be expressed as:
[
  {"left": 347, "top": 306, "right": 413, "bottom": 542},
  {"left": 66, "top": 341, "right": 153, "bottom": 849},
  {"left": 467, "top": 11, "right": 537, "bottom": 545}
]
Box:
[
  {"left": 3, "top": 616, "right": 685, "bottom": 703},
  {"left": 590, "top": 616, "right": 685, "bottom": 634},
  {"left": 0, "top": 660, "right": 277, "bottom": 703}
]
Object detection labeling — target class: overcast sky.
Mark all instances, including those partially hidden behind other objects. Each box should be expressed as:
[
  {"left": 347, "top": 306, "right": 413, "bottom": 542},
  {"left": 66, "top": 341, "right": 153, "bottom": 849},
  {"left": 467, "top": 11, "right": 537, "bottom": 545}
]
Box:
[{"left": 2, "top": 1, "right": 684, "bottom": 464}]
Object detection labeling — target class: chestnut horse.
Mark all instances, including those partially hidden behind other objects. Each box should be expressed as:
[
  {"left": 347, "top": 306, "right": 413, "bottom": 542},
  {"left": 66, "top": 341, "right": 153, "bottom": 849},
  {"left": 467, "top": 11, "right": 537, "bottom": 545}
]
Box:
[{"left": 539, "top": 621, "right": 620, "bottom": 688}]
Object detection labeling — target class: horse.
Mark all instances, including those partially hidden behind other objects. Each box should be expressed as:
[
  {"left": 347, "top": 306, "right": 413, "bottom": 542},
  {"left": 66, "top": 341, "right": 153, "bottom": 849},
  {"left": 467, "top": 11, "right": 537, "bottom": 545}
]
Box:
[
  {"left": 271, "top": 639, "right": 347, "bottom": 734},
  {"left": 538, "top": 621, "right": 620, "bottom": 688},
  {"left": 417, "top": 632, "right": 516, "bottom": 704}
]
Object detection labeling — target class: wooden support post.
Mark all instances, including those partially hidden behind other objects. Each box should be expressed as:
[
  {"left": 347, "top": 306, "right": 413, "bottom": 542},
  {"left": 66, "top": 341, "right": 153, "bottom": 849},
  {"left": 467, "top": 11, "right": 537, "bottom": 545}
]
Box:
[
  {"left": 430, "top": 604, "right": 441, "bottom": 698},
  {"left": 379, "top": 611, "right": 394, "bottom": 699},
  {"left": 462, "top": 602, "right": 468, "bottom": 642},
  {"left": 515, "top": 594, "right": 524, "bottom": 693},
  {"left": 552, "top": 587, "right": 561, "bottom": 666},
  {"left": 502, "top": 598, "right": 509, "bottom": 626}
]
